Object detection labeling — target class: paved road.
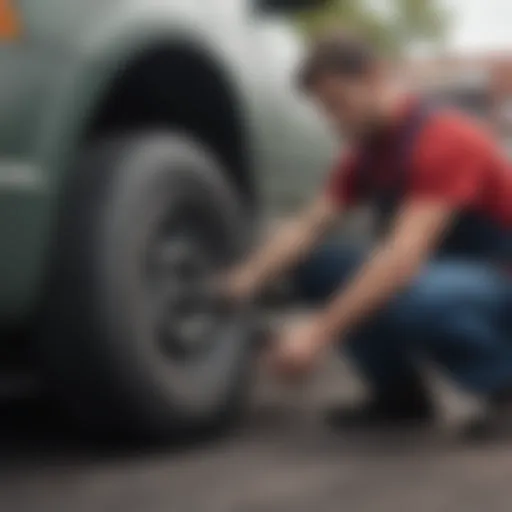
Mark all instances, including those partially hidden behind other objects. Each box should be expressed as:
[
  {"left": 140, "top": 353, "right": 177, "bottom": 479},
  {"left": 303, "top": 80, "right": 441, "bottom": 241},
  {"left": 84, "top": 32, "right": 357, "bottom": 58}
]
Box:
[{"left": 1, "top": 357, "right": 512, "bottom": 512}]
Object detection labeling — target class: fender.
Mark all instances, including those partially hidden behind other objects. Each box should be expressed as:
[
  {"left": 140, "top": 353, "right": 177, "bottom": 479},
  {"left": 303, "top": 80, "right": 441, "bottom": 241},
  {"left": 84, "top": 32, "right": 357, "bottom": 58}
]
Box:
[
  {"left": 3, "top": 3, "right": 256, "bottom": 321},
  {"left": 36, "top": 9, "right": 255, "bottom": 191}
]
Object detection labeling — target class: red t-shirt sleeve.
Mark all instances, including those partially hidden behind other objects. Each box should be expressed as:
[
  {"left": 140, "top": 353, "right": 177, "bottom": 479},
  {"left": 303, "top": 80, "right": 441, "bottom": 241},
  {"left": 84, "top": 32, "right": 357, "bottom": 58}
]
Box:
[
  {"left": 409, "top": 114, "right": 485, "bottom": 208},
  {"left": 324, "top": 149, "right": 360, "bottom": 209}
]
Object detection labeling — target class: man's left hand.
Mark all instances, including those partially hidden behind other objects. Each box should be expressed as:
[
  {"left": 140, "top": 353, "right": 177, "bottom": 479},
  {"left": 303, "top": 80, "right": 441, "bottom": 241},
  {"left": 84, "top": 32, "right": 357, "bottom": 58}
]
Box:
[{"left": 268, "top": 317, "right": 332, "bottom": 380}]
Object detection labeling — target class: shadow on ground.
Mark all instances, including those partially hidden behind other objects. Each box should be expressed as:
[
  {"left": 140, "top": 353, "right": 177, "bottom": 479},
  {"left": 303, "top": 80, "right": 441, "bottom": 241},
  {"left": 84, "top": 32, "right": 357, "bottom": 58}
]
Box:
[{"left": 1, "top": 361, "right": 512, "bottom": 512}]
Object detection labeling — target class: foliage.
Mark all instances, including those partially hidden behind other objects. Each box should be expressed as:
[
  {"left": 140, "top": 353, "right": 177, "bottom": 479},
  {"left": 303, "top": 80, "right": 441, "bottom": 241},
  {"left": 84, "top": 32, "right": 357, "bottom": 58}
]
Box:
[{"left": 297, "top": 0, "right": 451, "bottom": 55}]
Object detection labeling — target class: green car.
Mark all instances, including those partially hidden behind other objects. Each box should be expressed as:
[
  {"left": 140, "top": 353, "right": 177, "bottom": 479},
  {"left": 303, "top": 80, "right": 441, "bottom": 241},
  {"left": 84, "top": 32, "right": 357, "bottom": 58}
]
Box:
[{"left": 0, "top": 0, "right": 332, "bottom": 437}]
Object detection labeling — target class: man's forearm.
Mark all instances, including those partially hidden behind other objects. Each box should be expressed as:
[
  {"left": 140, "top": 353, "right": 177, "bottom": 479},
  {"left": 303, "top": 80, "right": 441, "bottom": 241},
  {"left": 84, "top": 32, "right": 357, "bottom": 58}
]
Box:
[
  {"left": 240, "top": 218, "right": 320, "bottom": 291},
  {"left": 234, "top": 197, "right": 339, "bottom": 296},
  {"left": 312, "top": 200, "right": 453, "bottom": 342},
  {"left": 315, "top": 242, "right": 424, "bottom": 342}
]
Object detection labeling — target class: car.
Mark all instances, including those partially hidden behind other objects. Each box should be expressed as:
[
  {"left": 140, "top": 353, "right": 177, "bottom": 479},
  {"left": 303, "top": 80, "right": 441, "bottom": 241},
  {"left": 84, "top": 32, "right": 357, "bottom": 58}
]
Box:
[{"left": 0, "top": 0, "right": 332, "bottom": 438}]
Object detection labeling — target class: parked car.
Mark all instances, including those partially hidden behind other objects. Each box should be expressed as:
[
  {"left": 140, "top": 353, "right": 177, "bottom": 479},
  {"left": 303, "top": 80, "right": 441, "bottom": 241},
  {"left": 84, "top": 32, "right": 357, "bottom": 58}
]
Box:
[{"left": 0, "top": 0, "right": 332, "bottom": 438}]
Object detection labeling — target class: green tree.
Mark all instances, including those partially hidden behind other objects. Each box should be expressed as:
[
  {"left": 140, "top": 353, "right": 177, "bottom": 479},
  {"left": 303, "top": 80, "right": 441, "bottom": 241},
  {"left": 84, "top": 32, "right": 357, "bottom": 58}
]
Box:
[{"left": 297, "top": 0, "right": 450, "bottom": 55}]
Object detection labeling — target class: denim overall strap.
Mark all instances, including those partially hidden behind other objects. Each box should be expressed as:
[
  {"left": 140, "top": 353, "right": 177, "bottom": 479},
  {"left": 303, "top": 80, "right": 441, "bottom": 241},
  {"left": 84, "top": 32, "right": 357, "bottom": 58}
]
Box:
[
  {"left": 354, "top": 101, "right": 437, "bottom": 237},
  {"left": 355, "top": 102, "right": 512, "bottom": 261}
]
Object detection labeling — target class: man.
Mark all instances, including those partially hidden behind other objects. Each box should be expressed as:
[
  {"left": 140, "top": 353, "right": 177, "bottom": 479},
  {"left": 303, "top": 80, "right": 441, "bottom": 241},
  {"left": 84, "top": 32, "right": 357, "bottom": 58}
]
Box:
[{"left": 226, "top": 32, "right": 512, "bottom": 436}]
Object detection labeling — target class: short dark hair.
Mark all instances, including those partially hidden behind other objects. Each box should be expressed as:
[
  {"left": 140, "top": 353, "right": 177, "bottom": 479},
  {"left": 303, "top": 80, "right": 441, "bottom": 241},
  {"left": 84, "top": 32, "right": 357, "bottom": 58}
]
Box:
[{"left": 297, "top": 31, "right": 378, "bottom": 92}]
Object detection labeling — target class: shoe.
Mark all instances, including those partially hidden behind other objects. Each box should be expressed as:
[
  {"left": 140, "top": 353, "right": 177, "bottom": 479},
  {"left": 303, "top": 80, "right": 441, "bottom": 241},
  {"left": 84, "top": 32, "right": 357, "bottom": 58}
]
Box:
[
  {"left": 325, "top": 395, "right": 435, "bottom": 431},
  {"left": 462, "top": 387, "right": 512, "bottom": 442}
]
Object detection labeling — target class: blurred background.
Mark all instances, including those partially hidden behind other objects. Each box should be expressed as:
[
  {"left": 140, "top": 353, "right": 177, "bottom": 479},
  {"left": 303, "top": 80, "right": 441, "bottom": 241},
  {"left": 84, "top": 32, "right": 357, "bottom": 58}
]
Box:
[{"left": 1, "top": 1, "right": 511, "bottom": 512}]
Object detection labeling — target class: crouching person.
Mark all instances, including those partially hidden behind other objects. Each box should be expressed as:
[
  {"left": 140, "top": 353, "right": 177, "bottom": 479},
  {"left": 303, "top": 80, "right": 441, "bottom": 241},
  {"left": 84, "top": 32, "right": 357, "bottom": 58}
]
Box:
[{"left": 224, "top": 31, "right": 512, "bottom": 439}]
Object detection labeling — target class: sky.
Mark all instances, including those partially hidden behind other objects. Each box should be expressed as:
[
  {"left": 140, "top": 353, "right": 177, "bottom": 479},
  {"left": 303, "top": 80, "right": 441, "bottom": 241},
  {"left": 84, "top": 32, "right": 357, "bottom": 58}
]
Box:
[
  {"left": 443, "top": 0, "right": 512, "bottom": 53},
  {"left": 250, "top": 0, "right": 511, "bottom": 60}
]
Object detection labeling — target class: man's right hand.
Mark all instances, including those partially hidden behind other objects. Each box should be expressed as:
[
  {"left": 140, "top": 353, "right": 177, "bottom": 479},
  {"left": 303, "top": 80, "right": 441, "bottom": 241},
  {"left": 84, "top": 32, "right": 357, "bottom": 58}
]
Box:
[{"left": 220, "top": 266, "right": 260, "bottom": 305}]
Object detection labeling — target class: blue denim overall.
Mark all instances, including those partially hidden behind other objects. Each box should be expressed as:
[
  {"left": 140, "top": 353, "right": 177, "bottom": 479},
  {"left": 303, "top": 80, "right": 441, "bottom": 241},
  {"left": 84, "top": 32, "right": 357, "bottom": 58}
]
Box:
[{"left": 296, "top": 103, "right": 512, "bottom": 395}]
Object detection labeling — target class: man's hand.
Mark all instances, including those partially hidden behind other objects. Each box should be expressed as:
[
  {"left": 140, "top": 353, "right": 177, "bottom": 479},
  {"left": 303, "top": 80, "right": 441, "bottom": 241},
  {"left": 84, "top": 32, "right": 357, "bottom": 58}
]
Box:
[
  {"left": 220, "top": 265, "right": 260, "bottom": 304},
  {"left": 268, "top": 317, "right": 331, "bottom": 381}
]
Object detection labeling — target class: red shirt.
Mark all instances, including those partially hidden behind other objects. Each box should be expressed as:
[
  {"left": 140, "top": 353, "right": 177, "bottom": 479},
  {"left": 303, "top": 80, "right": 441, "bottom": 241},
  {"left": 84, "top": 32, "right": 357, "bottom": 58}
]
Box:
[{"left": 326, "top": 105, "right": 512, "bottom": 228}]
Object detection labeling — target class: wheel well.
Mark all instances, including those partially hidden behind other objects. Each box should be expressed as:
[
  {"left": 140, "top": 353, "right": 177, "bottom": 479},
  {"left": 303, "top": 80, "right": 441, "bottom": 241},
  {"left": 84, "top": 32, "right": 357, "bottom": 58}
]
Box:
[{"left": 86, "top": 44, "right": 255, "bottom": 208}]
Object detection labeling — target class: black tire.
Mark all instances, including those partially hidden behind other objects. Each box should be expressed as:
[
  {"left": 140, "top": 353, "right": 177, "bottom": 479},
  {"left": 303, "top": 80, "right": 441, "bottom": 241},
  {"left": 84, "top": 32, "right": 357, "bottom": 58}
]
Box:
[{"left": 39, "top": 132, "right": 254, "bottom": 439}]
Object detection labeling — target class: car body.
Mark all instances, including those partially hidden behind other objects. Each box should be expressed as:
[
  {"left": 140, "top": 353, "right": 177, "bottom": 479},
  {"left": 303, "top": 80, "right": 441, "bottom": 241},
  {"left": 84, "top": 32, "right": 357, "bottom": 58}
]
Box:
[
  {"left": 0, "top": 0, "right": 334, "bottom": 435},
  {"left": 0, "top": 0, "right": 333, "bottom": 325}
]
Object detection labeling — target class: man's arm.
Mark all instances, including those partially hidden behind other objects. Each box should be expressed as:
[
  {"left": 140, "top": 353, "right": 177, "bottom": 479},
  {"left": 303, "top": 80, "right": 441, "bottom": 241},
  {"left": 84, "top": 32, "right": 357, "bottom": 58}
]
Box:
[
  {"left": 312, "top": 199, "right": 455, "bottom": 341},
  {"left": 312, "top": 113, "right": 487, "bottom": 341},
  {"left": 227, "top": 195, "right": 340, "bottom": 300}
]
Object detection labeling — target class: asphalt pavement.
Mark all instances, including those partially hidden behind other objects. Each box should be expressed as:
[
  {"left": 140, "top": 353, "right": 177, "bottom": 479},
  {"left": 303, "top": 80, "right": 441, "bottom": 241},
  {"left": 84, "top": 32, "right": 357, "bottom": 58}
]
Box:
[{"left": 1, "top": 354, "right": 512, "bottom": 512}]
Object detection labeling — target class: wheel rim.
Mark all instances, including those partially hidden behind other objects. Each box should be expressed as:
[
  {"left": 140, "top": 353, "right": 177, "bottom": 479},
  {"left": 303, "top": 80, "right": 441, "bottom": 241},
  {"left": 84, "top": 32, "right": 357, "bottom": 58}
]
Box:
[{"left": 145, "top": 204, "right": 232, "bottom": 361}]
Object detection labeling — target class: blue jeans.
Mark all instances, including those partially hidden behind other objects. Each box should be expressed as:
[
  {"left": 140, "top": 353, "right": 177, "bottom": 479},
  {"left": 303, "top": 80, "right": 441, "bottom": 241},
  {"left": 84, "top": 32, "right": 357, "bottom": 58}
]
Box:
[{"left": 294, "top": 243, "right": 512, "bottom": 396}]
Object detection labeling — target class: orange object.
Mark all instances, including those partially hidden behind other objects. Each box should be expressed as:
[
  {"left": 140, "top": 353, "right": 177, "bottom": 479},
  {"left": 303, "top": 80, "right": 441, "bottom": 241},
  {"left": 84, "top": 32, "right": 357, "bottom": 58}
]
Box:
[{"left": 0, "top": 0, "right": 21, "bottom": 40}]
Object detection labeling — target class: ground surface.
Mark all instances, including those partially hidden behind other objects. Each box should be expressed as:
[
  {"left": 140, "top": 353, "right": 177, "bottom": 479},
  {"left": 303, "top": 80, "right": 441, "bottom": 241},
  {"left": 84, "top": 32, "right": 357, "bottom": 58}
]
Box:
[{"left": 0, "top": 355, "right": 511, "bottom": 512}]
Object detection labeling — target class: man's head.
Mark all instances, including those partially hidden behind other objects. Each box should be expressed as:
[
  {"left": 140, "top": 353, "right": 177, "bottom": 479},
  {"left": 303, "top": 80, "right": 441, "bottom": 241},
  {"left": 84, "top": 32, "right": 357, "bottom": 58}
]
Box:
[{"left": 298, "top": 31, "right": 397, "bottom": 139}]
